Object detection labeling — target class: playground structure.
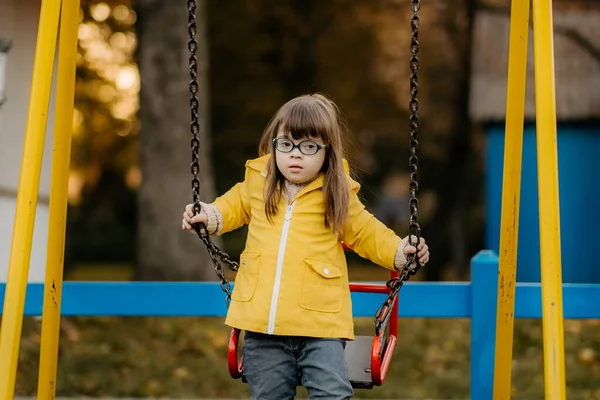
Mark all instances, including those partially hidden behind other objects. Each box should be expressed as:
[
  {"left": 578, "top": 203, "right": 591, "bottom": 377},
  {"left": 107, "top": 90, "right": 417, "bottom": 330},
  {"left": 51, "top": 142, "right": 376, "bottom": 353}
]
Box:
[{"left": 0, "top": 0, "right": 598, "bottom": 399}]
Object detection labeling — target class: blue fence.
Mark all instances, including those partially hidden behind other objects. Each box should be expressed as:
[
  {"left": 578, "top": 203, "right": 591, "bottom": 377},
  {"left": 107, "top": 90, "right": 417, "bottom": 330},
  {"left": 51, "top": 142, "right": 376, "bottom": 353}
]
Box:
[{"left": 2, "top": 250, "right": 600, "bottom": 398}]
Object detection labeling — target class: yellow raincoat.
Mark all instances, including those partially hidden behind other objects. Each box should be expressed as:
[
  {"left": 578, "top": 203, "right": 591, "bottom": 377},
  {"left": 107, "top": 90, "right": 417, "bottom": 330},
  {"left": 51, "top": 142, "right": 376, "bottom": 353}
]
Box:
[{"left": 212, "top": 155, "right": 402, "bottom": 340}]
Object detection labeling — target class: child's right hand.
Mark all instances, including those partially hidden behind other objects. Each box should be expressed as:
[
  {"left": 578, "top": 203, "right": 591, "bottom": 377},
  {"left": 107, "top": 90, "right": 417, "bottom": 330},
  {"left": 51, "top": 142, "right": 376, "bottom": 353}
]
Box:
[{"left": 182, "top": 203, "right": 208, "bottom": 231}]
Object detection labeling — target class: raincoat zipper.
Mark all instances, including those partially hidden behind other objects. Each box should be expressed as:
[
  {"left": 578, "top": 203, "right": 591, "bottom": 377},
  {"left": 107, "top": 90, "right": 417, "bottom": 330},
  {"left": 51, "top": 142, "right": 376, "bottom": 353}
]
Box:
[{"left": 267, "top": 200, "right": 296, "bottom": 334}]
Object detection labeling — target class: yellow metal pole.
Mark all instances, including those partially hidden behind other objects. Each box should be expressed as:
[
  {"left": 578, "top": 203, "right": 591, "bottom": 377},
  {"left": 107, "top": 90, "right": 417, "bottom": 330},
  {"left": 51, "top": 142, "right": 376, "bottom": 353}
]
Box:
[
  {"left": 0, "top": 0, "right": 62, "bottom": 398},
  {"left": 37, "top": 0, "right": 80, "bottom": 397},
  {"left": 492, "top": 0, "right": 530, "bottom": 398},
  {"left": 532, "top": 0, "right": 566, "bottom": 398}
]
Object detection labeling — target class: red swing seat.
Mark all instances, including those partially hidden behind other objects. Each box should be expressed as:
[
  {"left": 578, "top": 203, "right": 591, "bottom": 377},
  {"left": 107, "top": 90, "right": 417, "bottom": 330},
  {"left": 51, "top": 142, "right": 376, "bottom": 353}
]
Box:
[{"left": 227, "top": 243, "right": 400, "bottom": 389}]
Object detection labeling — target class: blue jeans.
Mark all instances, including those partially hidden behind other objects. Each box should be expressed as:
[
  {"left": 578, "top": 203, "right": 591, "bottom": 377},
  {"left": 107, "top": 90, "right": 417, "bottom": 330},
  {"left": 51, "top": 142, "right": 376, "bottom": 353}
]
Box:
[{"left": 242, "top": 331, "right": 354, "bottom": 400}]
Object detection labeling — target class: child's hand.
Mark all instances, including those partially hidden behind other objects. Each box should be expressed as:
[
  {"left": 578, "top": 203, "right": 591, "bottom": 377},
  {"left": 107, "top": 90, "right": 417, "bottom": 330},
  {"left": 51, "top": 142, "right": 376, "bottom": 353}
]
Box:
[
  {"left": 181, "top": 203, "right": 208, "bottom": 231},
  {"left": 403, "top": 236, "right": 429, "bottom": 265}
]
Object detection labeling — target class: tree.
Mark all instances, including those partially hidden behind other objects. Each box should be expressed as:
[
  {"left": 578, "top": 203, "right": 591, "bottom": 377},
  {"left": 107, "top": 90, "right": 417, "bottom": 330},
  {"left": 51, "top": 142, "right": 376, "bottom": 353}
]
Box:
[{"left": 136, "top": 0, "right": 218, "bottom": 280}]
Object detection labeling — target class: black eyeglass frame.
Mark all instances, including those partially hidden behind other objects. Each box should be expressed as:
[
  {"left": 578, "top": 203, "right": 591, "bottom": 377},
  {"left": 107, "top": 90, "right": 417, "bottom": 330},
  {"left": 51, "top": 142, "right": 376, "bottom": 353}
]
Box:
[{"left": 272, "top": 137, "right": 327, "bottom": 156}]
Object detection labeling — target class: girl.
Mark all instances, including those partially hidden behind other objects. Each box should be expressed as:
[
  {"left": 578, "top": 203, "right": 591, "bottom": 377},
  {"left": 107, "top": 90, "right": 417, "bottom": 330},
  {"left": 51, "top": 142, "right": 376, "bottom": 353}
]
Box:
[{"left": 182, "top": 93, "right": 429, "bottom": 400}]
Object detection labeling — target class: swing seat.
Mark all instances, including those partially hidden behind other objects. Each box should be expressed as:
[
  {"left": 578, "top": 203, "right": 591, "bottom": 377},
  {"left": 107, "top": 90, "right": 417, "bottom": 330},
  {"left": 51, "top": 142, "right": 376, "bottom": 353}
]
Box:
[
  {"left": 345, "top": 334, "right": 390, "bottom": 389},
  {"left": 227, "top": 268, "right": 400, "bottom": 389}
]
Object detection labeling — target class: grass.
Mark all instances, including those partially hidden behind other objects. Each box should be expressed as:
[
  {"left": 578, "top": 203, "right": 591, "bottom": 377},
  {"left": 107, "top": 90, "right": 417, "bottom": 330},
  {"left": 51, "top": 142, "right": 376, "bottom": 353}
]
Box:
[{"left": 10, "top": 316, "right": 600, "bottom": 399}]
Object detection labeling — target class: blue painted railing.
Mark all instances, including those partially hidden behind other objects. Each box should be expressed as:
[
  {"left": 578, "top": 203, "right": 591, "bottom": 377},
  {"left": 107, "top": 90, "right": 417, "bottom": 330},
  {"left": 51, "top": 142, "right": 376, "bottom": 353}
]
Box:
[{"left": 2, "top": 250, "right": 600, "bottom": 398}]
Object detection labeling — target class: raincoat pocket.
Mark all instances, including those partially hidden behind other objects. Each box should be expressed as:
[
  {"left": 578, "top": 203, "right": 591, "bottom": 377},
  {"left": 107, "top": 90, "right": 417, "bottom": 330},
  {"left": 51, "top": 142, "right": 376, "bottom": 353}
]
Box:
[
  {"left": 232, "top": 252, "right": 261, "bottom": 302},
  {"left": 299, "top": 259, "right": 343, "bottom": 313}
]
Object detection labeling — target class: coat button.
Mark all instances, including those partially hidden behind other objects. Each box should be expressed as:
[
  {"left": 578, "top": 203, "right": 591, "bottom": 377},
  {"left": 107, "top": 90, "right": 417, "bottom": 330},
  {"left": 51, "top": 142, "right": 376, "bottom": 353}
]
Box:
[{"left": 324, "top": 268, "right": 329, "bottom": 275}]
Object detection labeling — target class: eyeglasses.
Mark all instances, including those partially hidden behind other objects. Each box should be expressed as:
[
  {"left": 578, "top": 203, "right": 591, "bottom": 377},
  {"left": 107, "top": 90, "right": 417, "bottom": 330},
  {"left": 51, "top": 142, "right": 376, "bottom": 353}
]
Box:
[{"left": 272, "top": 137, "right": 326, "bottom": 156}]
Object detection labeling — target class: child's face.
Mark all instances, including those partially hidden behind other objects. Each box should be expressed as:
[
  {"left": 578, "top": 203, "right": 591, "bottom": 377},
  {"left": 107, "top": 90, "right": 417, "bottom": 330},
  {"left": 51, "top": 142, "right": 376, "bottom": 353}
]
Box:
[{"left": 274, "top": 132, "right": 326, "bottom": 184}]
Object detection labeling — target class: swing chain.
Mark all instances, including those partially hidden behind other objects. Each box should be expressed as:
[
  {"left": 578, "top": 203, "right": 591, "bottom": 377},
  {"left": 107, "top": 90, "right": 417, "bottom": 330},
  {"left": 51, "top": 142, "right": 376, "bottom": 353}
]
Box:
[
  {"left": 188, "top": 0, "right": 201, "bottom": 213},
  {"left": 375, "top": 0, "right": 423, "bottom": 335},
  {"left": 374, "top": 265, "right": 413, "bottom": 335},
  {"left": 196, "top": 227, "right": 239, "bottom": 308},
  {"left": 188, "top": 0, "right": 239, "bottom": 308},
  {"left": 406, "top": 0, "right": 422, "bottom": 273}
]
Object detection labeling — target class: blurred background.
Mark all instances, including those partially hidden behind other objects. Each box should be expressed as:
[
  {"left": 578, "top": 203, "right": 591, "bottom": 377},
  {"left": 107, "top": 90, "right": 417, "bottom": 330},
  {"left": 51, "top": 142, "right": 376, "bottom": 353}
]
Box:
[{"left": 1, "top": 0, "right": 599, "bottom": 398}]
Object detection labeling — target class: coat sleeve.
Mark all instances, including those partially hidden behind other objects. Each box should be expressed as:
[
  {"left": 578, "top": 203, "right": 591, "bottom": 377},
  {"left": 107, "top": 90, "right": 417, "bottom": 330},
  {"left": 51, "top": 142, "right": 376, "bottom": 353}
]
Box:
[
  {"left": 340, "top": 178, "right": 403, "bottom": 270},
  {"left": 211, "top": 167, "right": 252, "bottom": 234}
]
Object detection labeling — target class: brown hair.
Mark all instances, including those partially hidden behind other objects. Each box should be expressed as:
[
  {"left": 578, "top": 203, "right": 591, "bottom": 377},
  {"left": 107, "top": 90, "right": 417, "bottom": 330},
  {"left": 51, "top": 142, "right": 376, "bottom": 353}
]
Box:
[{"left": 258, "top": 93, "right": 350, "bottom": 234}]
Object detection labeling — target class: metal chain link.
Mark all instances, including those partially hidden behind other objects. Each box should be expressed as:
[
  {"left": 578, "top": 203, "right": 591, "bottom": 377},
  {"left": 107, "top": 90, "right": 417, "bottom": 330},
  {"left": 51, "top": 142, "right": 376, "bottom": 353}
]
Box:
[
  {"left": 375, "top": 0, "right": 423, "bottom": 335},
  {"left": 188, "top": 0, "right": 239, "bottom": 308},
  {"left": 375, "top": 266, "right": 413, "bottom": 335},
  {"left": 406, "top": 0, "right": 422, "bottom": 272}
]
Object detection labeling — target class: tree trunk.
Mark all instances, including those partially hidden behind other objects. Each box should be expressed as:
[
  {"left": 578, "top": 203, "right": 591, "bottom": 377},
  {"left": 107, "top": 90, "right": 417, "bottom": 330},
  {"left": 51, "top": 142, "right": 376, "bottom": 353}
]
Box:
[{"left": 136, "top": 0, "right": 218, "bottom": 281}]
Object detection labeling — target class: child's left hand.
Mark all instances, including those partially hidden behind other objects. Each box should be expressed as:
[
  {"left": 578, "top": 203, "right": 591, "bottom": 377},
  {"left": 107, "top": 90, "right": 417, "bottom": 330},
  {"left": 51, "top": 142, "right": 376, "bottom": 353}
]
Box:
[{"left": 403, "top": 236, "right": 429, "bottom": 265}]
